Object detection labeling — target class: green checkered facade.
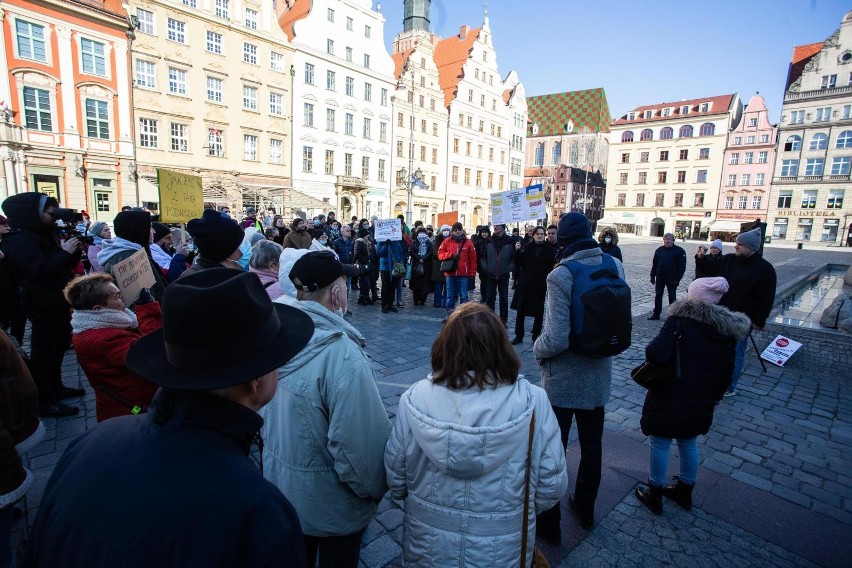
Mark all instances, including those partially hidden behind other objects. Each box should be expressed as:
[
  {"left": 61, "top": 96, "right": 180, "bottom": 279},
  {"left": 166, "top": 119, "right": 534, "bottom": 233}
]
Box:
[{"left": 526, "top": 88, "right": 611, "bottom": 137}]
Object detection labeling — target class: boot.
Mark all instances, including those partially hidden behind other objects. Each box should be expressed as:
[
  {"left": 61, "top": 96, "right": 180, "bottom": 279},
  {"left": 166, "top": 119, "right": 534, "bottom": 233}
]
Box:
[
  {"left": 635, "top": 483, "right": 664, "bottom": 515},
  {"left": 661, "top": 476, "right": 694, "bottom": 511}
]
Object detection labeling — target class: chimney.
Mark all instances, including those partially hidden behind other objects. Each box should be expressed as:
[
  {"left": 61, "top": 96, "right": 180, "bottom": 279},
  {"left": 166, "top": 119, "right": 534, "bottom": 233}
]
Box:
[{"left": 459, "top": 25, "right": 470, "bottom": 39}]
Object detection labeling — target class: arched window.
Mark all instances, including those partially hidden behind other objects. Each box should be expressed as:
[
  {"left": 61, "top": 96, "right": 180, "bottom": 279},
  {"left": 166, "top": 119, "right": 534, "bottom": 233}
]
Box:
[
  {"left": 621, "top": 131, "right": 634, "bottom": 143},
  {"left": 534, "top": 142, "right": 544, "bottom": 166},
  {"left": 551, "top": 141, "right": 561, "bottom": 165},
  {"left": 809, "top": 133, "right": 828, "bottom": 150},
  {"left": 784, "top": 135, "right": 801, "bottom": 151},
  {"left": 699, "top": 122, "right": 715, "bottom": 136},
  {"left": 640, "top": 128, "right": 653, "bottom": 141},
  {"left": 836, "top": 130, "right": 852, "bottom": 148},
  {"left": 679, "top": 125, "right": 694, "bottom": 138},
  {"left": 660, "top": 127, "right": 673, "bottom": 140}
]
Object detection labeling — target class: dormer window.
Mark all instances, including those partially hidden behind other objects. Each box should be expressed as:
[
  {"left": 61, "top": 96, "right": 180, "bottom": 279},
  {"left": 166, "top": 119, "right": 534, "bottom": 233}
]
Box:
[
  {"left": 627, "top": 112, "right": 636, "bottom": 120},
  {"left": 643, "top": 110, "right": 653, "bottom": 119},
  {"left": 531, "top": 123, "right": 539, "bottom": 135},
  {"left": 662, "top": 108, "right": 671, "bottom": 117},
  {"left": 681, "top": 105, "right": 690, "bottom": 114},
  {"left": 700, "top": 102, "right": 710, "bottom": 112}
]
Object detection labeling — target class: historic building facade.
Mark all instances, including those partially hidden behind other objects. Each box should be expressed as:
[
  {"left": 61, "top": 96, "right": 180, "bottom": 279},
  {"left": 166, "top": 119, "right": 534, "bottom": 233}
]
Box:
[
  {"left": 604, "top": 94, "right": 742, "bottom": 238},
  {"left": 768, "top": 11, "right": 852, "bottom": 244},
  {"left": 277, "top": 0, "right": 395, "bottom": 220},
  {"left": 715, "top": 93, "right": 777, "bottom": 237},
  {"left": 0, "top": 0, "right": 134, "bottom": 221}
]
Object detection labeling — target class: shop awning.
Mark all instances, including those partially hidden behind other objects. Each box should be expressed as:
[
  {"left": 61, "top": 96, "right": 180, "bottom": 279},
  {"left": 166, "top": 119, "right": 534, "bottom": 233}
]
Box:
[
  {"left": 708, "top": 220, "right": 746, "bottom": 232},
  {"left": 138, "top": 176, "right": 160, "bottom": 203},
  {"left": 597, "top": 216, "right": 634, "bottom": 226}
]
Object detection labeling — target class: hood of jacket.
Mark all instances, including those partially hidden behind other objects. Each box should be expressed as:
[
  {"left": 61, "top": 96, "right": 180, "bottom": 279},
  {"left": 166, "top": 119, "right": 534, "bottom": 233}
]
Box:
[
  {"left": 400, "top": 379, "right": 534, "bottom": 480},
  {"left": 598, "top": 228, "right": 619, "bottom": 246},
  {"left": 97, "top": 237, "right": 142, "bottom": 265},
  {"left": 2, "top": 192, "right": 52, "bottom": 235},
  {"left": 273, "top": 294, "right": 367, "bottom": 360},
  {"left": 667, "top": 299, "right": 752, "bottom": 339}
]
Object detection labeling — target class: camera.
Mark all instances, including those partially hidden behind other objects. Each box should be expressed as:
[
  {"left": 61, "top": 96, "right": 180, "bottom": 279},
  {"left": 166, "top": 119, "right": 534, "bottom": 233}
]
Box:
[{"left": 53, "top": 208, "right": 94, "bottom": 245}]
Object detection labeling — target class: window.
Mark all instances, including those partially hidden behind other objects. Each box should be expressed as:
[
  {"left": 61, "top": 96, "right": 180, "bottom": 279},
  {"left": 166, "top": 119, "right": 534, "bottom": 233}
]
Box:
[
  {"left": 476, "top": 144, "right": 482, "bottom": 158},
  {"left": 345, "top": 77, "right": 354, "bottom": 96},
  {"left": 551, "top": 142, "right": 561, "bottom": 165},
  {"left": 662, "top": 108, "right": 671, "bottom": 117},
  {"left": 364, "top": 54, "right": 370, "bottom": 68},
  {"left": 699, "top": 147, "right": 709, "bottom": 159},
  {"left": 640, "top": 151, "right": 649, "bottom": 163},
  {"left": 364, "top": 83, "right": 372, "bottom": 102},
  {"left": 344, "top": 113, "right": 353, "bottom": 136},
  {"left": 809, "top": 133, "right": 828, "bottom": 150},
  {"left": 821, "top": 74, "right": 837, "bottom": 89},
  {"left": 451, "top": 167, "right": 459, "bottom": 183},
  {"left": 453, "top": 138, "right": 459, "bottom": 153},
  {"left": 168, "top": 68, "right": 186, "bottom": 95},
  {"left": 643, "top": 110, "right": 653, "bottom": 119},
  {"left": 23, "top": 87, "right": 52, "bottom": 131},
  {"left": 381, "top": 88, "right": 388, "bottom": 106},
  {"left": 135, "top": 60, "right": 156, "bottom": 88},
  {"left": 836, "top": 130, "right": 852, "bottom": 148},
  {"left": 206, "top": 76, "right": 223, "bottom": 103},
  {"left": 801, "top": 190, "right": 817, "bottom": 208},
  {"left": 640, "top": 128, "right": 653, "bottom": 141},
  {"left": 724, "top": 196, "right": 733, "bottom": 209},
  {"left": 170, "top": 123, "right": 189, "bottom": 152},
  {"left": 621, "top": 131, "right": 634, "bottom": 143},
  {"left": 345, "top": 47, "right": 352, "bottom": 62},
  {"left": 85, "top": 99, "right": 109, "bottom": 139},
  {"left": 727, "top": 174, "right": 736, "bottom": 186},
  {"left": 378, "top": 159, "right": 386, "bottom": 181},
  {"left": 730, "top": 153, "right": 740, "bottom": 165},
  {"left": 270, "top": 52, "right": 284, "bottom": 72},
  {"left": 758, "top": 151, "right": 768, "bottom": 163},
  {"left": 789, "top": 110, "right": 804, "bottom": 124},
  {"left": 751, "top": 195, "right": 762, "bottom": 209},
  {"left": 207, "top": 31, "right": 222, "bottom": 54},
  {"left": 744, "top": 152, "right": 753, "bottom": 164},
  {"left": 741, "top": 174, "right": 750, "bottom": 186},
  {"left": 362, "top": 157, "right": 369, "bottom": 180},
  {"left": 302, "top": 146, "right": 313, "bottom": 172},
  {"left": 487, "top": 172, "right": 494, "bottom": 188},
  {"left": 621, "top": 152, "right": 630, "bottom": 164},
  {"left": 844, "top": 105, "right": 852, "bottom": 120},
  {"left": 677, "top": 171, "right": 686, "bottom": 183},
  {"left": 304, "top": 63, "right": 314, "bottom": 84},
  {"left": 327, "top": 39, "right": 334, "bottom": 55},
  {"left": 396, "top": 141, "right": 403, "bottom": 157},
  {"left": 660, "top": 127, "right": 673, "bottom": 140},
  {"left": 244, "top": 86, "right": 258, "bottom": 110},
  {"left": 81, "top": 38, "right": 106, "bottom": 76},
  {"left": 345, "top": 16, "right": 354, "bottom": 31},
  {"left": 679, "top": 149, "right": 688, "bottom": 160},
  {"left": 464, "top": 168, "right": 471, "bottom": 185},
  {"left": 433, "top": 148, "right": 438, "bottom": 164},
  {"left": 675, "top": 193, "right": 684, "bottom": 207},
  {"left": 658, "top": 171, "right": 667, "bottom": 183},
  {"left": 748, "top": 117, "right": 758, "bottom": 127},
  {"left": 747, "top": 136, "right": 755, "bottom": 144},
  {"left": 784, "top": 135, "right": 801, "bottom": 151},
  {"left": 804, "top": 158, "right": 824, "bottom": 176},
  {"left": 780, "top": 160, "right": 799, "bottom": 176},
  {"left": 269, "top": 139, "right": 283, "bottom": 164},
  {"left": 534, "top": 143, "right": 544, "bottom": 166},
  {"left": 207, "top": 128, "right": 224, "bottom": 156},
  {"left": 167, "top": 18, "right": 185, "bottom": 43},
  {"left": 297, "top": 102, "right": 312, "bottom": 126},
  {"left": 828, "top": 189, "right": 844, "bottom": 208},
  {"left": 659, "top": 150, "right": 669, "bottom": 161},
  {"left": 378, "top": 121, "right": 387, "bottom": 142},
  {"left": 327, "top": 8, "right": 334, "bottom": 22},
  {"left": 269, "top": 93, "right": 283, "bottom": 116},
  {"left": 245, "top": 7, "right": 258, "bottom": 29},
  {"left": 635, "top": 193, "right": 645, "bottom": 207},
  {"left": 655, "top": 193, "right": 664, "bottom": 206},
  {"left": 466, "top": 142, "right": 472, "bottom": 156},
  {"left": 243, "top": 43, "right": 257, "bottom": 65},
  {"left": 478, "top": 120, "right": 484, "bottom": 133},
  {"left": 777, "top": 191, "right": 792, "bottom": 208},
  {"left": 362, "top": 118, "right": 371, "bottom": 139},
  {"left": 476, "top": 171, "right": 482, "bottom": 187},
  {"left": 136, "top": 9, "right": 154, "bottom": 34},
  {"left": 15, "top": 20, "right": 47, "bottom": 62},
  {"left": 699, "top": 123, "right": 715, "bottom": 136},
  {"left": 815, "top": 107, "right": 830, "bottom": 121},
  {"left": 760, "top": 134, "right": 770, "bottom": 143},
  {"left": 696, "top": 170, "right": 707, "bottom": 183},
  {"left": 619, "top": 173, "right": 627, "bottom": 184},
  {"left": 831, "top": 156, "right": 851, "bottom": 175},
  {"left": 638, "top": 172, "right": 647, "bottom": 184},
  {"left": 323, "top": 108, "right": 335, "bottom": 131},
  {"left": 182, "top": 0, "right": 197, "bottom": 6},
  {"left": 694, "top": 193, "right": 705, "bottom": 207},
  {"left": 679, "top": 125, "right": 693, "bottom": 138},
  {"left": 215, "top": 0, "right": 229, "bottom": 20},
  {"left": 365, "top": 25, "right": 371, "bottom": 38},
  {"left": 755, "top": 173, "right": 765, "bottom": 185},
  {"left": 738, "top": 195, "right": 748, "bottom": 209},
  {"left": 617, "top": 193, "right": 626, "bottom": 206}
]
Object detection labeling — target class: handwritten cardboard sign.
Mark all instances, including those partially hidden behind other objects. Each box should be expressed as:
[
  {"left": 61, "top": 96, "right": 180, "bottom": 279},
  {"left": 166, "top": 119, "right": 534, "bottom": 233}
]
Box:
[
  {"left": 158, "top": 169, "right": 203, "bottom": 224},
  {"left": 760, "top": 335, "right": 803, "bottom": 367},
  {"left": 110, "top": 248, "right": 156, "bottom": 305},
  {"left": 374, "top": 218, "right": 403, "bottom": 241}
]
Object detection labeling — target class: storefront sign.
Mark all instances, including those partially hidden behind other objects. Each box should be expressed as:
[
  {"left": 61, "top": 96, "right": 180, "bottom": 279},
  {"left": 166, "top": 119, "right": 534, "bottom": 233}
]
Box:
[
  {"left": 716, "top": 213, "right": 762, "bottom": 220},
  {"left": 760, "top": 335, "right": 802, "bottom": 367},
  {"left": 776, "top": 210, "right": 838, "bottom": 217}
]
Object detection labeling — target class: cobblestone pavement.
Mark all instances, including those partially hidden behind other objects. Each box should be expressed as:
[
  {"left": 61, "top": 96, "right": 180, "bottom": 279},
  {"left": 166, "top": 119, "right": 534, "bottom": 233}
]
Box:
[{"left": 13, "top": 239, "right": 852, "bottom": 567}]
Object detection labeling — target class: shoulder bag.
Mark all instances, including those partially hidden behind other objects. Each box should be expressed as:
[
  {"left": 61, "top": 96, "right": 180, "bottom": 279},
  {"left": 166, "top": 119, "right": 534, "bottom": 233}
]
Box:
[
  {"left": 631, "top": 319, "right": 682, "bottom": 390},
  {"left": 521, "top": 411, "right": 549, "bottom": 568},
  {"left": 440, "top": 243, "right": 461, "bottom": 272}
]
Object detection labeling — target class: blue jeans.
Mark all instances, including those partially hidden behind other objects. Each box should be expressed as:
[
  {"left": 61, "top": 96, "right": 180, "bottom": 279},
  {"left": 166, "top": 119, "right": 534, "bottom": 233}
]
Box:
[
  {"left": 649, "top": 436, "right": 698, "bottom": 487},
  {"left": 729, "top": 335, "right": 748, "bottom": 391},
  {"left": 444, "top": 276, "right": 468, "bottom": 312},
  {"left": 433, "top": 281, "right": 445, "bottom": 307}
]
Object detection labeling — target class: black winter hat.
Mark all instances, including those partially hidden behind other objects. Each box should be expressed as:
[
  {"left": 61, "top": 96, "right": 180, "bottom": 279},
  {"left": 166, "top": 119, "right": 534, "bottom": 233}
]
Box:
[
  {"left": 187, "top": 209, "right": 244, "bottom": 262},
  {"left": 557, "top": 212, "right": 592, "bottom": 245},
  {"left": 114, "top": 211, "right": 152, "bottom": 251},
  {"left": 152, "top": 222, "right": 171, "bottom": 243}
]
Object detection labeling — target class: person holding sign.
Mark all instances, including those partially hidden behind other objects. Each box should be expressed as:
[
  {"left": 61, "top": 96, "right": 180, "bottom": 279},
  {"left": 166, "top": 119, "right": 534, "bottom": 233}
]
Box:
[
  {"left": 376, "top": 221, "right": 407, "bottom": 314},
  {"left": 98, "top": 211, "right": 168, "bottom": 302}
]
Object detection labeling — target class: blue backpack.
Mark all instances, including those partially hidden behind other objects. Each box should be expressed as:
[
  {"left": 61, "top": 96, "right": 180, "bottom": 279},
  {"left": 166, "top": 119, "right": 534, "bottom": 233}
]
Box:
[{"left": 561, "top": 254, "right": 632, "bottom": 358}]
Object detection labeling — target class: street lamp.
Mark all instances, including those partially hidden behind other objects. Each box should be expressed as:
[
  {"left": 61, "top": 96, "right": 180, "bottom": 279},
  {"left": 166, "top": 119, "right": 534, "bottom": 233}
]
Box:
[
  {"left": 400, "top": 166, "right": 422, "bottom": 224},
  {"left": 289, "top": 64, "right": 296, "bottom": 218},
  {"left": 406, "top": 68, "right": 415, "bottom": 224}
]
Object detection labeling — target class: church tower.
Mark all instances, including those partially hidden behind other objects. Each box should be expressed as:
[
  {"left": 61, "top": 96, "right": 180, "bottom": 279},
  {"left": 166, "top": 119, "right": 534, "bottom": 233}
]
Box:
[{"left": 403, "top": 0, "right": 430, "bottom": 32}]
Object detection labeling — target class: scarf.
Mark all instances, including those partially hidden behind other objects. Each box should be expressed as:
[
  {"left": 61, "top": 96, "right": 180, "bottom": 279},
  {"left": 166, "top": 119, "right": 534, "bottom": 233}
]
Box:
[
  {"left": 556, "top": 237, "right": 598, "bottom": 262},
  {"left": 150, "top": 243, "right": 172, "bottom": 270},
  {"left": 71, "top": 308, "right": 139, "bottom": 335},
  {"left": 417, "top": 235, "right": 428, "bottom": 257}
]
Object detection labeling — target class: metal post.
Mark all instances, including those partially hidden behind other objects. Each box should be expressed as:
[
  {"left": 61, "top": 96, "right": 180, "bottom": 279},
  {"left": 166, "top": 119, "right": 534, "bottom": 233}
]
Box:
[
  {"left": 289, "top": 64, "right": 296, "bottom": 218},
  {"left": 406, "top": 69, "right": 414, "bottom": 224}
]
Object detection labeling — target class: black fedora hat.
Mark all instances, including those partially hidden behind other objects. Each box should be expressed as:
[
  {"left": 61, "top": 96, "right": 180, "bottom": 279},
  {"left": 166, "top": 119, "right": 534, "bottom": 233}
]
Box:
[{"left": 126, "top": 268, "right": 313, "bottom": 390}]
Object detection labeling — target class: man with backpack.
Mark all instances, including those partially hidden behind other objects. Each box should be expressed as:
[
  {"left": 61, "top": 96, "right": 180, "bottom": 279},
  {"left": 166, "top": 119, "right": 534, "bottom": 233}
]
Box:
[{"left": 533, "top": 212, "right": 630, "bottom": 540}]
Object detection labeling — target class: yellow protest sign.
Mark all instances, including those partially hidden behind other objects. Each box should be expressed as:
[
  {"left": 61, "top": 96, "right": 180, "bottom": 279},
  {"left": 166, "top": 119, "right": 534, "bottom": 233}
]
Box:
[{"left": 157, "top": 169, "right": 203, "bottom": 224}]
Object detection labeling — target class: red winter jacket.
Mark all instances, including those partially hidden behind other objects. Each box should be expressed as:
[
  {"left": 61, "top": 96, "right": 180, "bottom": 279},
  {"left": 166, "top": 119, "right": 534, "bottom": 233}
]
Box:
[
  {"left": 437, "top": 237, "right": 478, "bottom": 277},
  {"left": 72, "top": 302, "right": 163, "bottom": 422}
]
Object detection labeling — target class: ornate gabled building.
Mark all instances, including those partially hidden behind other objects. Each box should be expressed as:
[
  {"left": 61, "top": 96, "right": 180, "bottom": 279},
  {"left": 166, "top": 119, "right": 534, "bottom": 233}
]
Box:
[
  {"left": 768, "top": 11, "right": 852, "bottom": 244},
  {"left": 0, "top": 0, "right": 134, "bottom": 221}
]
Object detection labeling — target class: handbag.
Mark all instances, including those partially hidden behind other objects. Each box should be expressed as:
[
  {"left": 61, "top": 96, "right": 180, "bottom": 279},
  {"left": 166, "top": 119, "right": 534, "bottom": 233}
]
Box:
[
  {"left": 388, "top": 248, "right": 406, "bottom": 278},
  {"left": 521, "top": 412, "right": 549, "bottom": 568},
  {"left": 631, "top": 320, "right": 682, "bottom": 390},
  {"left": 440, "top": 250, "right": 460, "bottom": 273}
]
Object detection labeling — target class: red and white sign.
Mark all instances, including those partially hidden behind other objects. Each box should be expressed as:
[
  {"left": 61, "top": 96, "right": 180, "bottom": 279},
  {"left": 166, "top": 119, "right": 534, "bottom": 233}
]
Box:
[{"left": 760, "top": 335, "right": 802, "bottom": 367}]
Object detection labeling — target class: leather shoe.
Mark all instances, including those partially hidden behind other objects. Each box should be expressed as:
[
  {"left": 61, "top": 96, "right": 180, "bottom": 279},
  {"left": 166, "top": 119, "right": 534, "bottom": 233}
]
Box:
[
  {"left": 647, "top": 314, "right": 660, "bottom": 320},
  {"left": 389, "top": 306, "right": 398, "bottom": 313},
  {"left": 568, "top": 495, "right": 594, "bottom": 529},
  {"left": 536, "top": 522, "right": 561, "bottom": 546},
  {"left": 511, "top": 337, "right": 523, "bottom": 345},
  {"left": 57, "top": 386, "right": 85, "bottom": 400},
  {"left": 38, "top": 400, "right": 79, "bottom": 418}
]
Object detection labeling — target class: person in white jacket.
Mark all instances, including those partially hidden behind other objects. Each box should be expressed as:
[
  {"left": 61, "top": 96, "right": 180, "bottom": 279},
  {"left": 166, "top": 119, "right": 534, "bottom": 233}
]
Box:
[{"left": 385, "top": 303, "right": 568, "bottom": 567}]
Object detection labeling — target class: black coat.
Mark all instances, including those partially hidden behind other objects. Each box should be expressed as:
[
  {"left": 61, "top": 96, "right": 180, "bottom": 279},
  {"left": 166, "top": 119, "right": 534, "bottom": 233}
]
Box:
[
  {"left": 26, "top": 390, "right": 306, "bottom": 567},
  {"left": 694, "top": 252, "right": 722, "bottom": 278},
  {"left": 510, "top": 241, "right": 556, "bottom": 317},
  {"left": 409, "top": 239, "right": 433, "bottom": 293},
  {"left": 599, "top": 242, "right": 623, "bottom": 262},
  {"left": 717, "top": 252, "right": 777, "bottom": 328},
  {"left": 641, "top": 299, "right": 751, "bottom": 439},
  {"left": 650, "top": 244, "right": 686, "bottom": 281}
]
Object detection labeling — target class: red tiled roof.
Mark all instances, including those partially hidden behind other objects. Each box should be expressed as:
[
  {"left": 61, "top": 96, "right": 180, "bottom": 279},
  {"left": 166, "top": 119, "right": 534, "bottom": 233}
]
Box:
[
  {"left": 392, "top": 49, "right": 414, "bottom": 80},
  {"left": 64, "top": 0, "right": 127, "bottom": 19},
  {"left": 276, "top": 0, "right": 311, "bottom": 42},
  {"left": 612, "top": 94, "right": 736, "bottom": 125},
  {"left": 434, "top": 26, "right": 481, "bottom": 109},
  {"left": 502, "top": 88, "right": 513, "bottom": 105},
  {"left": 786, "top": 42, "right": 822, "bottom": 90}
]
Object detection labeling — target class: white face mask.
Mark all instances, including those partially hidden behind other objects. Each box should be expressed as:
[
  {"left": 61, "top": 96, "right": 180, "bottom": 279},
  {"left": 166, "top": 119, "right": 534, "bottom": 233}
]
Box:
[
  {"left": 604, "top": 237, "right": 612, "bottom": 244},
  {"left": 441, "top": 230, "right": 450, "bottom": 237}
]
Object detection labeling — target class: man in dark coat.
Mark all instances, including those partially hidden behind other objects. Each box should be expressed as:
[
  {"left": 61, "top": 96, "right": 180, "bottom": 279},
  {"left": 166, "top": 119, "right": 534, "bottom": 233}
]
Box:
[
  {"left": 0, "top": 193, "right": 84, "bottom": 417},
  {"left": 648, "top": 233, "right": 687, "bottom": 320},
  {"left": 481, "top": 223, "right": 515, "bottom": 325},
  {"left": 26, "top": 269, "right": 313, "bottom": 567},
  {"left": 510, "top": 226, "right": 556, "bottom": 345},
  {"left": 716, "top": 227, "right": 777, "bottom": 396}
]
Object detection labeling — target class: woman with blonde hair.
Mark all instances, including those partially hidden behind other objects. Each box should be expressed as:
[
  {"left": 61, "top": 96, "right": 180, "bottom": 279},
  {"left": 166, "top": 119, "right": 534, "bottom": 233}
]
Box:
[{"left": 385, "top": 303, "right": 567, "bottom": 566}]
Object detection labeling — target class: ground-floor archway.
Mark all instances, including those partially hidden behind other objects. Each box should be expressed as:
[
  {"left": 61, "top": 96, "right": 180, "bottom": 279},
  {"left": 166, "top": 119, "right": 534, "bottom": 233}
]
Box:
[{"left": 650, "top": 217, "right": 665, "bottom": 237}]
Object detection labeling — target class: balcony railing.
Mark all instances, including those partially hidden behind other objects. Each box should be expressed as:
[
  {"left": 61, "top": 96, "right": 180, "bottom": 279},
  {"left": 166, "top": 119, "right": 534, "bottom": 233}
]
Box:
[{"left": 784, "top": 85, "right": 852, "bottom": 102}]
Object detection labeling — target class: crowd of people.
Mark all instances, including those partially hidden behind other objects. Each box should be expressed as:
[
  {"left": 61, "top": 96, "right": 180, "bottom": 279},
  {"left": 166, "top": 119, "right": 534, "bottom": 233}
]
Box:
[{"left": 0, "top": 191, "right": 778, "bottom": 567}]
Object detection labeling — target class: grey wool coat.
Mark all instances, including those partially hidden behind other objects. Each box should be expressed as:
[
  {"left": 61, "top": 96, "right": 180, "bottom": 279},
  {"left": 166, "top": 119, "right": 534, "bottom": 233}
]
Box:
[{"left": 533, "top": 247, "right": 626, "bottom": 409}]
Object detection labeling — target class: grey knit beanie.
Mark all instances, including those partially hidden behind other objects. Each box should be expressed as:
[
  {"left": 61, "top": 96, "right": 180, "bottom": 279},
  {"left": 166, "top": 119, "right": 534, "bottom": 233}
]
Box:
[{"left": 735, "top": 228, "right": 762, "bottom": 251}]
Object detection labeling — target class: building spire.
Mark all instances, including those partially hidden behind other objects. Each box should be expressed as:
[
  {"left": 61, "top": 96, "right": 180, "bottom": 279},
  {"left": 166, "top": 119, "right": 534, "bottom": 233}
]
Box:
[{"left": 403, "top": 0, "right": 431, "bottom": 33}]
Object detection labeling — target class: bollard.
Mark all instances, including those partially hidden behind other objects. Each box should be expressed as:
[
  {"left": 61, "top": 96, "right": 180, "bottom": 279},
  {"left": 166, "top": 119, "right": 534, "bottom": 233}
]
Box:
[{"left": 797, "top": 243, "right": 803, "bottom": 250}]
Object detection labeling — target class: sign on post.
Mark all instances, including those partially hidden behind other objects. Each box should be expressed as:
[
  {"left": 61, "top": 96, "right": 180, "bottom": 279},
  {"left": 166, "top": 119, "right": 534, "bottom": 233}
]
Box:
[
  {"left": 490, "top": 184, "right": 546, "bottom": 225},
  {"left": 110, "top": 248, "right": 156, "bottom": 305},
  {"left": 157, "top": 169, "right": 204, "bottom": 224},
  {"left": 374, "top": 218, "right": 403, "bottom": 241},
  {"left": 760, "top": 335, "right": 803, "bottom": 367}
]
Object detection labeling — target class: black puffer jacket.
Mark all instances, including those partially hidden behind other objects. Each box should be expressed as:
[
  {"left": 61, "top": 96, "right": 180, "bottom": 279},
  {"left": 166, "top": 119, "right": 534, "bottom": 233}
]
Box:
[{"left": 640, "top": 299, "right": 751, "bottom": 439}]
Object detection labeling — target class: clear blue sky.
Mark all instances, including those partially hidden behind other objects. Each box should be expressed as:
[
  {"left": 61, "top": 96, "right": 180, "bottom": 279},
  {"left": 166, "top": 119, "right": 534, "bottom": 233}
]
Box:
[{"left": 380, "top": 0, "right": 850, "bottom": 122}]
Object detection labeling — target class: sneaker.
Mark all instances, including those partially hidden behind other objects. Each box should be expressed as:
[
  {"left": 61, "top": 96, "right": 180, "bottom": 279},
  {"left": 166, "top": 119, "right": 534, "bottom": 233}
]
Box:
[
  {"left": 647, "top": 314, "right": 660, "bottom": 320},
  {"left": 723, "top": 388, "right": 738, "bottom": 397},
  {"left": 39, "top": 400, "right": 79, "bottom": 418},
  {"left": 511, "top": 337, "right": 523, "bottom": 345},
  {"left": 57, "top": 386, "right": 85, "bottom": 400}
]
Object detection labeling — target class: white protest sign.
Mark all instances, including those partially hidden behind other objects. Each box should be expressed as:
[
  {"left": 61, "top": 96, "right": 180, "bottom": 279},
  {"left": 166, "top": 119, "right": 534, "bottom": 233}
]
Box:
[
  {"left": 490, "top": 184, "right": 546, "bottom": 225},
  {"left": 110, "top": 248, "right": 156, "bottom": 305},
  {"left": 374, "top": 218, "right": 403, "bottom": 241},
  {"left": 760, "top": 335, "right": 803, "bottom": 367}
]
